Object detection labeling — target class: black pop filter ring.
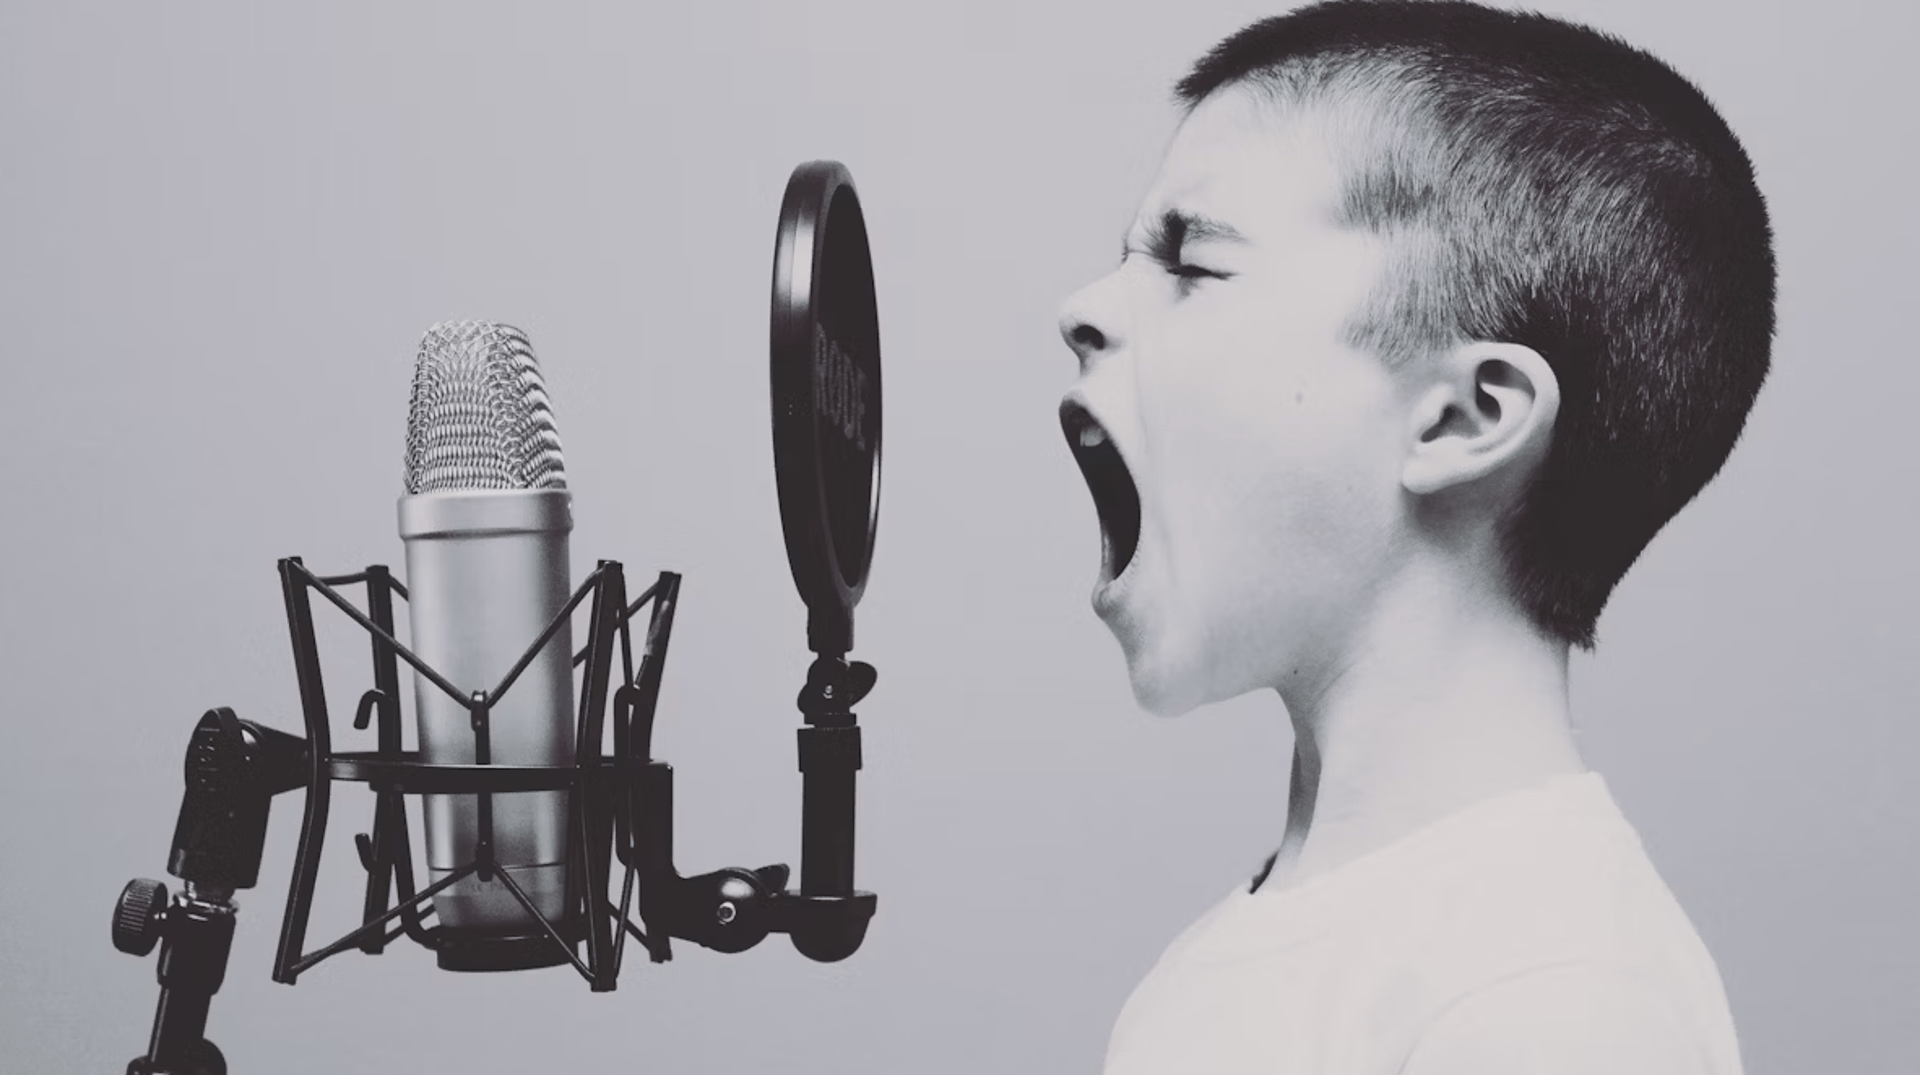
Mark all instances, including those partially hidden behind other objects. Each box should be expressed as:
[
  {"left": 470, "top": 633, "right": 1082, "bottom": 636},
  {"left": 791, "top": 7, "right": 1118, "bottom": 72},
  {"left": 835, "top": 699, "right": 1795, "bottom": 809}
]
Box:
[{"left": 771, "top": 161, "right": 882, "bottom": 656}]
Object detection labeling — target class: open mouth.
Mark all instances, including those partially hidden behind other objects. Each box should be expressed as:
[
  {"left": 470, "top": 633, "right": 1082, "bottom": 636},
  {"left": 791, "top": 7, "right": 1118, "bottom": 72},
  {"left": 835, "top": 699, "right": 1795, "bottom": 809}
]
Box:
[{"left": 1060, "top": 399, "right": 1141, "bottom": 583}]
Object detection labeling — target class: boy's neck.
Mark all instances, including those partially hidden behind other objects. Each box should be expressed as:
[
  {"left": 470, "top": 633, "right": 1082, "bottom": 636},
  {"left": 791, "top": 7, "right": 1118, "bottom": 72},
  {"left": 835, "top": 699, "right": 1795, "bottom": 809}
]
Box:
[{"left": 1261, "top": 562, "right": 1583, "bottom": 892}]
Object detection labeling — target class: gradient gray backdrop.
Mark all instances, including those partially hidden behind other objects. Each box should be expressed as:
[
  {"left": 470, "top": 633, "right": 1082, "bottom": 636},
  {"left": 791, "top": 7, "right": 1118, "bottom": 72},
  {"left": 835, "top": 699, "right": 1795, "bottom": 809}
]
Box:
[{"left": 3, "top": 1, "right": 1913, "bottom": 1072}]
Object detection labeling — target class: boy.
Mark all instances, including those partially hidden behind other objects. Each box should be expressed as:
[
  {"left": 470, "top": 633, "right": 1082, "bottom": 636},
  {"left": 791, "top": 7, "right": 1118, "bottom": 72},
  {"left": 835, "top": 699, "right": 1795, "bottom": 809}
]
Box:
[{"left": 1056, "top": 2, "right": 1771, "bottom": 1072}]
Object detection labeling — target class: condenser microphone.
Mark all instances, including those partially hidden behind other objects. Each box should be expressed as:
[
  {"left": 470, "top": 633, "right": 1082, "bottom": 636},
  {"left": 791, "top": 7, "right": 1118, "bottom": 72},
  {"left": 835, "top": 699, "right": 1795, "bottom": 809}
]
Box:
[{"left": 399, "top": 320, "right": 575, "bottom": 964}]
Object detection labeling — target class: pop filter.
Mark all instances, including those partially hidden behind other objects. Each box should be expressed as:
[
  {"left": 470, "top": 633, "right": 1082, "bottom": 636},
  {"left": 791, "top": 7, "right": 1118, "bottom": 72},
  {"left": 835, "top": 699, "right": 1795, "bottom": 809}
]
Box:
[{"left": 771, "top": 160, "right": 882, "bottom": 657}]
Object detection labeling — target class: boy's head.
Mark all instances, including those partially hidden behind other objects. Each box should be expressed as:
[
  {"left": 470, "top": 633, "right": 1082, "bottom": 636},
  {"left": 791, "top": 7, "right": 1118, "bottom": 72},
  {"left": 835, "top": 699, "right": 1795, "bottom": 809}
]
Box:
[{"left": 1059, "top": 0, "right": 1773, "bottom": 713}]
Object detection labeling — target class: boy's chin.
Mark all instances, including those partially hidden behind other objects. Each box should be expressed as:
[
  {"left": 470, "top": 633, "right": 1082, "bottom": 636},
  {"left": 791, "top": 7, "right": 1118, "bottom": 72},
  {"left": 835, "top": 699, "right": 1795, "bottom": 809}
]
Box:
[
  {"left": 1106, "top": 599, "right": 1261, "bottom": 716},
  {"left": 1118, "top": 626, "right": 1274, "bottom": 717},
  {"left": 1121, "top": 645, "right": 1214, "bottom": 718}
]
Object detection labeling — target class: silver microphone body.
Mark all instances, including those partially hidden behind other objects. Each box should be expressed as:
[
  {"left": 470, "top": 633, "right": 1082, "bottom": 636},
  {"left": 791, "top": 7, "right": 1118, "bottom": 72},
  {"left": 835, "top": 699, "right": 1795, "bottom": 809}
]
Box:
[
  {"left": 399, "top": 321, "right": 574, "bottom": 935},
  {"left": 400, "top": 489, "right": 573, "bottom": 930}
]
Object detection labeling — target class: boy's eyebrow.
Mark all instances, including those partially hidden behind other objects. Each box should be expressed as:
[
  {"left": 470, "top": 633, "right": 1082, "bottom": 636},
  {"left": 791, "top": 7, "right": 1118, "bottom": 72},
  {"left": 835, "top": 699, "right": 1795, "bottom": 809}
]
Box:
[{"left": 1124, "top": 208, "right": 1249, "bottom": 261}]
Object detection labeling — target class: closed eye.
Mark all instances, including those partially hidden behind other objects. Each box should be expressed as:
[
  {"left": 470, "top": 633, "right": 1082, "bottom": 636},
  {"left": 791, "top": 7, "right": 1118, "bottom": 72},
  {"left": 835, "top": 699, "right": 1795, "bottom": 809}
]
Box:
[
  {"left": 1165, "top": 262, "right": 1227, "bottom": 280},
  {"left": 1117, "top": 246, "right": 1231, "bottom": 290},
  {"left": 1127, "top": 209, "right": 1238, "bottom": 293},
  {"left": 1161, "top": 259, "right": 1231, "bottom": 297}
]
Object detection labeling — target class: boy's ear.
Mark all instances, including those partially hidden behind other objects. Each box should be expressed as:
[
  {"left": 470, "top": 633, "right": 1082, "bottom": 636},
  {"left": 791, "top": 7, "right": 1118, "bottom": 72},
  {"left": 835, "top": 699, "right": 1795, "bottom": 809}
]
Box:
[{"left": 1401, "top": 342, "right": 1559, "bottom": 497}]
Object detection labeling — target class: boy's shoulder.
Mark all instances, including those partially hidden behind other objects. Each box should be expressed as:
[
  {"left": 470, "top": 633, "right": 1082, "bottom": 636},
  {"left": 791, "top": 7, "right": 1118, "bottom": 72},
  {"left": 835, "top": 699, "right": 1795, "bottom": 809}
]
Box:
[{"left": 1104, "top": 775, "right": 1742, "bottom": 1075}]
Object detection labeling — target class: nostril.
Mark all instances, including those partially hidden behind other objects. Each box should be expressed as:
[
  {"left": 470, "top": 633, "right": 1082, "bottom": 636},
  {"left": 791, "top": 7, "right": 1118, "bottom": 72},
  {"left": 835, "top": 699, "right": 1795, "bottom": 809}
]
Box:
[{"left": 1068, "top": 322, "right": 1107, "bottom": 352}]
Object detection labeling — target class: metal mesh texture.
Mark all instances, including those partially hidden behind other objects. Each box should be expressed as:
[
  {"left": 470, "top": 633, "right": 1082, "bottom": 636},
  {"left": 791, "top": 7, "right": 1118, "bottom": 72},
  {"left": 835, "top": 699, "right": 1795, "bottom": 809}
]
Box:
[{"left": 404, "top": 321, "right": 567, "bottom": 494}]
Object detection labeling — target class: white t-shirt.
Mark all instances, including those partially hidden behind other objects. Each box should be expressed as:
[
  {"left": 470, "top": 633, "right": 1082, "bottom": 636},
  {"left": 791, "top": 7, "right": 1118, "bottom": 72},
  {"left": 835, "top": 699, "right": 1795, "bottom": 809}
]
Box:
[{"left": 1102, "top": 773, "right": 1741, "bottom": 1074}]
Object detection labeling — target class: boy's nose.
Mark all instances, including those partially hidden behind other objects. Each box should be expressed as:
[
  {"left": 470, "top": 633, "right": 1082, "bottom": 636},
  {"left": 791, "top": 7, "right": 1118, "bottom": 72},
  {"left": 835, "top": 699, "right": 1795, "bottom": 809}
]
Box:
[{"left": 1058, "top": 276, "right": 1123, "bottom": 371}]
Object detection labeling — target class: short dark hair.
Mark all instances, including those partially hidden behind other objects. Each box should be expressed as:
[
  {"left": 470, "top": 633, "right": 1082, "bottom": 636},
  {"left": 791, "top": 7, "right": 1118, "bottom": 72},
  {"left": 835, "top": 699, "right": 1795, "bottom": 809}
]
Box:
[{"left": 1178, "top": 0, "right": 1775, "bottom": 647}]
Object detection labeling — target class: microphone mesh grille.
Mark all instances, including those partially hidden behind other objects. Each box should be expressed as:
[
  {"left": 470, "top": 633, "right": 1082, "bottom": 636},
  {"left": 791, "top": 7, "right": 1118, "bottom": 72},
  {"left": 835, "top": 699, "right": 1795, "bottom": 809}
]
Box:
[{"left": 405, "top": 321, "right": 567, "bottom": 494}]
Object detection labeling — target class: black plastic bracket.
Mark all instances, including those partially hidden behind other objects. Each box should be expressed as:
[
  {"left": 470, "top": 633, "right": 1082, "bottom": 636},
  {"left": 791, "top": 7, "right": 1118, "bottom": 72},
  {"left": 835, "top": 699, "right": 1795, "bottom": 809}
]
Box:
[{"left": 119, "top": 705, "right": 307, "bottom": 1075}]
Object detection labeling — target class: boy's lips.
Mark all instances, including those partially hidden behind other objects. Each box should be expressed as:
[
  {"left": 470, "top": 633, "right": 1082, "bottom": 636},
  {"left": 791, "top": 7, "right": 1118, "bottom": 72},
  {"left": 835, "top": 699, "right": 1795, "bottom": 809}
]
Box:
[{"left": 1060, "top": 397, "right": 1143, "bottom": 595}]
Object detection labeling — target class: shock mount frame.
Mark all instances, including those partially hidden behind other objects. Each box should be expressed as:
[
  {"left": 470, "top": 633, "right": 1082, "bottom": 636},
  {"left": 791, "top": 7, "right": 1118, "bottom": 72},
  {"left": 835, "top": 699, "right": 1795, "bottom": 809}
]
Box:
[{"left": 114, "top": 555, "right": 875, "bottom": 1074}]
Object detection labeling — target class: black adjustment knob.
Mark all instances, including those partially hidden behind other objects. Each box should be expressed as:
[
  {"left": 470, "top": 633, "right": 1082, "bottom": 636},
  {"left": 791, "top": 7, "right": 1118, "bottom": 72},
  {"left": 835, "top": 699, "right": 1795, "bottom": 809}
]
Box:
[
  {"left": 796, "top": 659, "right": 878, "bottom": 718},
  {"left": 846, "top": 661, "right": 877, "bottom": 707},
  {"left": 113, "top": 878, "right": 169, "bottom": 956},
  {"left": 753, "top": 863, "right": 791, "bottom": 892}
]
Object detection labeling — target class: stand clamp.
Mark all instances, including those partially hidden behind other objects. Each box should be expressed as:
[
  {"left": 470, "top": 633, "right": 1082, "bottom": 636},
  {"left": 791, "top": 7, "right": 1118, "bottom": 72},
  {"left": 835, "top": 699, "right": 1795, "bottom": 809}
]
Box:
[{"left": 115, "top": 708, "right": 307, "bottom": 1075}]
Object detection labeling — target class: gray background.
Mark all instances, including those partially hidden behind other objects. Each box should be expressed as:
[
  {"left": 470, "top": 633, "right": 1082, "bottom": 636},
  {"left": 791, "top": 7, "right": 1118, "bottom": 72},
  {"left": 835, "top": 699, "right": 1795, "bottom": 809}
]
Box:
[{"left": 2, "top": 1, "right": 1913, "bottom": 1072}]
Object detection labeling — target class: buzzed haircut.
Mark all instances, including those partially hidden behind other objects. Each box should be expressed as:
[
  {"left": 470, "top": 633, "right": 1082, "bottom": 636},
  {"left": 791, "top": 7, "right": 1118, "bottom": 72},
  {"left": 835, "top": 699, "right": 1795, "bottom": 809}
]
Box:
[{"left": 1179, "top": 0, "right": 1775, "bottom": 647}]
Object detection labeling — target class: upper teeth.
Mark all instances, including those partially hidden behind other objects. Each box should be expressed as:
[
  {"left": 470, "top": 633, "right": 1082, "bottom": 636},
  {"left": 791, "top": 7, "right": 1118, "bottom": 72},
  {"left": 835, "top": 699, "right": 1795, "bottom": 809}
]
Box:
[{"left": 1079, "top": 425, "right": 1107, "bottom": 448}]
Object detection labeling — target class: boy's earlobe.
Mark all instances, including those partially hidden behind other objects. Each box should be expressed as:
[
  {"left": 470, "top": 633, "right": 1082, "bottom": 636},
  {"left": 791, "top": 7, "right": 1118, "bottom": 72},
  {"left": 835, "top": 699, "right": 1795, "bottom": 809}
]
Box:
[{"left": 1401, "top": 342, "right": 1560, "bottom": 497}]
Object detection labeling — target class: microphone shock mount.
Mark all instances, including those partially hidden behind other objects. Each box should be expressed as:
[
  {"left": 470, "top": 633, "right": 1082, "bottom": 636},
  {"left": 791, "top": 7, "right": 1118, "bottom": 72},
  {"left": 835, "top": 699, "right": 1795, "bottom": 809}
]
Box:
[{"left": 114, "top": 558, "right": 877, "bottom": 1074}]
